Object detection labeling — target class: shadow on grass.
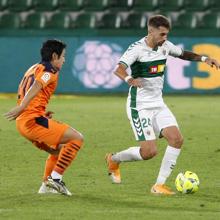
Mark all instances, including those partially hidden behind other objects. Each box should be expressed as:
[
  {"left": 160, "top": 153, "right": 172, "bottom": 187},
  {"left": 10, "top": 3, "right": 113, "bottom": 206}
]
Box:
[{"left": 2, "top": 191, "right": 219, "bottom": 214}]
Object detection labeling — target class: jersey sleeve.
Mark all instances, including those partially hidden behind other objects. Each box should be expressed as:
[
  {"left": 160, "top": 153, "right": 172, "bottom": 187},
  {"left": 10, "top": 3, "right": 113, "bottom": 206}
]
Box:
[
  {"left": 35, "top": 66, "right": 56, "bottom": 88},
  {"left": 166, "top": 40, "right": 183, "bottom": 57},
  {"left": 119, "top": 43, "right": 139, "bottom": 68}
]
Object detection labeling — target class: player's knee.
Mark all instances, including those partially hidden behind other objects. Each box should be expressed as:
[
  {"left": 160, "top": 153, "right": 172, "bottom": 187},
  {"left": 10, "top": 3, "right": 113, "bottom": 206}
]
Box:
[
  {"left": 72, "top": 131, "right": 84, "bottom": 142},
  {"left": 61, "top": 127, "right": 84, "bottom": 144},
  {"left": 140, "top": 148, "right": 157, "bottom": 160},
  {"left": 79, "top": 132, "right": 84, "bottom": 142},
  {"left": 179, "top": 136, "right": 184, "bottom": 147},
  {"left": 49, "top": 148, "right": 60, "bottom": 155},
  {"left": 76, "top": 132, "right": 84, "bottom": 145},
  {"left": 70, "top": 132, "right": 84, "bottom": 149},
  {"left": 169, "top": 135, "right": 184, "bottom": 148}
]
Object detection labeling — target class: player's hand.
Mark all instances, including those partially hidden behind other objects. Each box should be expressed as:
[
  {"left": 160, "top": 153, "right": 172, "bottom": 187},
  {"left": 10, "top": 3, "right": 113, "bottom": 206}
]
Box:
[
  {"left": 4, "top": 106, "right": 24, "bottom": 121},
  {"left": 127, "top": 78, "right": 143, "bottom": 88},
  {"left": 45, "top": 111, "right": 54, "bottom": 119},
  {"left": 205, "top": 58, "right": 220, "bottom": 69}
]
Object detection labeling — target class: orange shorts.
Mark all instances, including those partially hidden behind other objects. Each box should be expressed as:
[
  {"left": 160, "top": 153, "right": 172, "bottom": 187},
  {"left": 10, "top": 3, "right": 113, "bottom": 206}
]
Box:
[{"left": 16, "top": 116, "right": 69, "bottom": 150}]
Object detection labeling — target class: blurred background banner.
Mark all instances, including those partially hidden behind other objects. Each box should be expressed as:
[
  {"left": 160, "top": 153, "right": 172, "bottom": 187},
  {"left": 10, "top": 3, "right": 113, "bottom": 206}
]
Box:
[{"left": 0, "top": 36, "right": 220, "bottom": 94}]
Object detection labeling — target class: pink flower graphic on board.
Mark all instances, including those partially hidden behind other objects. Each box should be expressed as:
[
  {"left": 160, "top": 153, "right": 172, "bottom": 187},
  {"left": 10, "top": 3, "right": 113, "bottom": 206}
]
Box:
[{"left": 72, "top": 41, "right": 123, "bottom": 89}]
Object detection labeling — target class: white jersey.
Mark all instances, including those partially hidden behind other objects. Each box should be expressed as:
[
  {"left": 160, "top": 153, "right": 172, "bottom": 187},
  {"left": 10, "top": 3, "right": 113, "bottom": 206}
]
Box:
[{"left": 119, "top": 37, "right": 183, "bottom": 110}]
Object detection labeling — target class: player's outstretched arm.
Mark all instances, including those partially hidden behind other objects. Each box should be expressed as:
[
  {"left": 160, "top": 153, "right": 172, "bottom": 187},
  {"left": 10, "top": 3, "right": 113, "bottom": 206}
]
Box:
[
  {"left": 179, "top": 50, "right": 220, "bottom": 69},
  {"left": 4, "top": 80, "right": 42, "bottom": 121},
  {"left": 114, "top": 63, "right": 142, "bottom": 88}
]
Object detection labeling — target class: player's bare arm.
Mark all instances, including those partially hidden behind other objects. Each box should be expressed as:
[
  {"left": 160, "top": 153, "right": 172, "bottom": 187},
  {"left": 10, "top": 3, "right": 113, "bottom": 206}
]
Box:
[
  {"left": 179, "top": 50, "right": 220, "bottom": 69},
  {"left": 114, "top": 63, "right": 142, "bottom": 88},
  {"left": 4, "top": 80, "right": 42, "bottom": 121}
]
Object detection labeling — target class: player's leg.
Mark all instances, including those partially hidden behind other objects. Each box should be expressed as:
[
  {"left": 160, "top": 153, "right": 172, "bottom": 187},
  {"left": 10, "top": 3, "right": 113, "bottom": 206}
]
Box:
[
  {"left": 38, "top": 153, "right": 59, "bottom": 194},
  {"left": 32, "top": 141, "right": 61, "bottom": 155},
  {"left": 155, "top": 126, "right": 183, "bottom": 184},
  {"left": 47, "top": 126, "right": 83, "bottom": 195},
  {"left": 42, "top": 152, "right": 59, "bottom": 182},
  {"left": 18, "top": 117, "right": 84, "bottom": 195},
  {"left": 31, "top": 141, "right": 60, "bottom": 194},
  {"left": 109, "top": 140, "right": 157, "bottom": 162},
  {"left": 50, "top": 127, "right": 83, "bottom": 179},
  {"left": 32, "top": 141, "right": 61, "bottom": 182},
  {"left": 106, "top": 108, "right": 157, "bottom": 183},
  {"left": 33, "top": 138, "right": 81, "bottom": 186},
  {"left": 151, "top": 107, "right": 183, "bottom": 195}
]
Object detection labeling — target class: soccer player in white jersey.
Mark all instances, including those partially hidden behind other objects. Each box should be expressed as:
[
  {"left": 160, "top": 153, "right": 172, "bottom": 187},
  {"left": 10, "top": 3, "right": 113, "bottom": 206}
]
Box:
[{"left": 105, "top": 15, "right": 220, "bottom": 195}]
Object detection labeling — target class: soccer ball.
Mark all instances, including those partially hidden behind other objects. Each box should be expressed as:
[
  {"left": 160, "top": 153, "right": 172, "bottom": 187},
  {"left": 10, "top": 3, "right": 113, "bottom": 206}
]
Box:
[{"left": 175, "top": 171, "right": 200, "bottom": 194}]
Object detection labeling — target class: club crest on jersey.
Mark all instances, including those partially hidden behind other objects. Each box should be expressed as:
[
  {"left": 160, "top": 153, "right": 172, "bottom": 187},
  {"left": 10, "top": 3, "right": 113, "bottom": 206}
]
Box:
[
  {"left": 41, "top": 72, "right": 51, "bottom": 83},
  {"left": 162, "top": 49, "right": 166, "bottom": 55}
]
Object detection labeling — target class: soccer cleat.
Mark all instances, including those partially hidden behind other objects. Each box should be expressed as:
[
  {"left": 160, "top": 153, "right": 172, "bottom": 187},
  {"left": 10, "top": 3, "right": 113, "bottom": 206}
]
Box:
[
  {"left": 151, "top": 184, "right": 175, "bottom": 195},
  {"left": 105, "top": 153, "right": 121, "bottom": 184},
  {"left": 38, "top": 182, "right": 58, "bottom": 194},
  {"left": 46, "top": 176, "right": 72, "bottom": 196}
]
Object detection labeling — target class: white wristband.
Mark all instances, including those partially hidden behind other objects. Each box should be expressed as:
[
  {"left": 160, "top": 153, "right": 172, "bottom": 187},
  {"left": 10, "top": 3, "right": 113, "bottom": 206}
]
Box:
[
  {"left": 124, "top": 75, "right": 132, "bottom": 82},
  {"left": 201, "top": 56, "right": 208, "bottom": 62}
]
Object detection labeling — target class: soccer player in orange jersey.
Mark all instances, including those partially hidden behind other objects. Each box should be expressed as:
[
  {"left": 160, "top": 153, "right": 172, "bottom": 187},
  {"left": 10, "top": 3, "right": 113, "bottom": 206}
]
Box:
[{"left": 4, "top": 39, "right": 83, "bottom": 196}]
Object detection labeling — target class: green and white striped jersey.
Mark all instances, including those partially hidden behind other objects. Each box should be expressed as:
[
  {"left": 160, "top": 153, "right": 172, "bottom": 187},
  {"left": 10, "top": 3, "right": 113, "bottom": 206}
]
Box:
[{"left": 119, "top": 37, "right": 183, "bottom": 110}]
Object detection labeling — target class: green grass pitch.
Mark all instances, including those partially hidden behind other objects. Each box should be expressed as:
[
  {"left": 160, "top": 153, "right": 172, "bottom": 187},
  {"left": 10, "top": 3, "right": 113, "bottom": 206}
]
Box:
[{"left": 0, "top": 95, "right": 220, "bottom": 220}]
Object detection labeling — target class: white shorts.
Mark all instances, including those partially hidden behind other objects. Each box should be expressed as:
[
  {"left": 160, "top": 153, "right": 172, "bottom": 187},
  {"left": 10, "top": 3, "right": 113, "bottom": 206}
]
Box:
[{"left": 127, "top": 105, "right": 179, "bottom": 141}]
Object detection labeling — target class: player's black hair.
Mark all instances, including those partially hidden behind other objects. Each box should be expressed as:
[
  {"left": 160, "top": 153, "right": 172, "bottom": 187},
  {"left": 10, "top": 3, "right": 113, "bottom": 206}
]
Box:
[
  {"left": 40, "top": 39, "right": 66, "bottom": 62},
  {"left": 148, "top": 15, "right": 171, "bottom": 30}
]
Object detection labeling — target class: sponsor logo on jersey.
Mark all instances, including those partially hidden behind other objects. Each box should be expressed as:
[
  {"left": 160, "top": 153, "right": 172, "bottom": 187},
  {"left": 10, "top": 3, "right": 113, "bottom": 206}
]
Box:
[{"left": 149, "top": 64, "right": 165, "bottom": 74}]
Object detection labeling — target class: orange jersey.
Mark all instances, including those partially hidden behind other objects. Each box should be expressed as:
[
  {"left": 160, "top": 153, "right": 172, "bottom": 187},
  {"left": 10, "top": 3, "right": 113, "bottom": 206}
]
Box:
[{"left": 17, "top": 62, "right": 59, "bottom": 119}]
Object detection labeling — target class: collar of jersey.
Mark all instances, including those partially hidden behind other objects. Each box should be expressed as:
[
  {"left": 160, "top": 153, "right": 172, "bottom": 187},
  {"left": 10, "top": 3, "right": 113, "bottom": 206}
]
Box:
[
  {"left": 40, "top": 61, "right": 58, "bottom": 74},
  {"left": 144, "top": 37, "right": 158, "bottom": 51}
]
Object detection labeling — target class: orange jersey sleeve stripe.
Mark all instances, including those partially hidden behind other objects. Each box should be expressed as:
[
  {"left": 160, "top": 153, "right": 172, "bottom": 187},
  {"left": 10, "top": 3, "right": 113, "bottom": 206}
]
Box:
[{"left": 17, "top": 64, "right": 38, "bottom": 103}]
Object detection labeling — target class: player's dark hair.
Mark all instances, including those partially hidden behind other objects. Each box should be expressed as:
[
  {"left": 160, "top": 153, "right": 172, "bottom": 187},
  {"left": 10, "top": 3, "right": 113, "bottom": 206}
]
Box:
[
  {"left": 148, "top": 15, "right": 171, "bottom": 30},
  {"left": 40, "top": 39, "right": 66, "bottom": 62}
]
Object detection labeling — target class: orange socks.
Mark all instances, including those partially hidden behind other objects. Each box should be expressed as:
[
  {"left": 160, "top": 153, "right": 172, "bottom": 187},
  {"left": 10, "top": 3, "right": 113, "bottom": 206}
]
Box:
[
  {"left": 43, "top": 154, "right": 58, "bottom": 182},
  {"left": 53, "top": 140, "right": 82, "bottom": 175}
]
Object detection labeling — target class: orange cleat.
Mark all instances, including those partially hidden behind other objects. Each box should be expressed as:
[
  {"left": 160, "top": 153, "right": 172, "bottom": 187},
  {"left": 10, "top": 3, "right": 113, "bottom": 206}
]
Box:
[
  {"left": 151, "top": 184, "right": 175, "bottom": 195},
  {"left": 105, "top": 153, "right": 121, "bottom": 184}
]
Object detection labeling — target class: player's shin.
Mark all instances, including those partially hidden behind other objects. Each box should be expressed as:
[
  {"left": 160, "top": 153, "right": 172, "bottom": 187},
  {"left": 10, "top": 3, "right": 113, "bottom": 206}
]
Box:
[
  {"left": 156, "top": 145, "right": 181, "bottom": 184},
  {"left": 43, "top": 154, "right": 58, "bottom": 182},
  {"left": 112, "top": 146, "right": 143, "bottom": 162},
  {"left": 51, "top": 139, "right": 83, "bottom": 179}
]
